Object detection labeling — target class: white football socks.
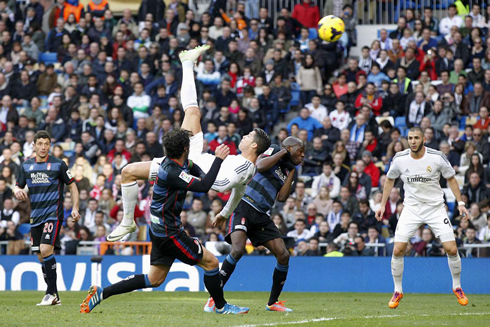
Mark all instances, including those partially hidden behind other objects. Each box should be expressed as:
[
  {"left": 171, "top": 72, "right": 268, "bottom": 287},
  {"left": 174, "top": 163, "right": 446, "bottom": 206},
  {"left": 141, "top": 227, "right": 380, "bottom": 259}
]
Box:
[
  {"left": 391, "top": 255, "right": 404, "bottom": 293},
  {"left": 447, "top": 254, "right": 462, "bottom": 289},
  {"left": 121, "top": 182, "right": 138, "bottom": 226},
  {"left": 181, "top": 60, "right": 198, "bottom": 111}
]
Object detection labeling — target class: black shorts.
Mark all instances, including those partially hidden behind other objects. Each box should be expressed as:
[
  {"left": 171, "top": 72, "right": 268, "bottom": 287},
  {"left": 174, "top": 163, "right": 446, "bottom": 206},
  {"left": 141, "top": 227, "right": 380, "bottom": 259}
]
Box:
[
  {"left": 31, "top": 220, "right": 62, "bottom": 253},
  {"left": 150, "top": 230, "right": 204, "bottom": 267},
  {"left": 225, "top": 201, "right": 283, "bottom": 247}
]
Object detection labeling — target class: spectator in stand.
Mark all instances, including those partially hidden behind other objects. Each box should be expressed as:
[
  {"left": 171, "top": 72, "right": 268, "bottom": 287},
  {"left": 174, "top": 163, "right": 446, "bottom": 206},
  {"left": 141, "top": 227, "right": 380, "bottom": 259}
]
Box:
[
  {"left": 378, "top": 29, "right": 392, "bottom": 50},
  {"left": 395, "top": 46, "right": 420, "bottom": 80},
  {"left": 303, "top": 137, "right": 329, "bottom": 176},
  {"left": 474, "top": 107, "right": 490, "bottom": 131},
  {"left": 389, "top": 16, "right": 407, "bottom": 40},
  {"left": 297, "top": 54, "right": 323, "bottom": 106},
  {"left": 342, "top": 58, "right": 365, "bottom": 84},
  {"left": 208, "top": 125, "right": 237, "bottom": 155},
  {"left": 329, "top": 101, "right": 351, "bottom": 131},
  {"left": 305, "top": 95, "right": 328, "bottom": 124},
  {"left": 333, "top": 73, "right": 348, "bottom": 98},
  {"left": 473, "top": 128, "right": 490, "bottom": 162},
  {"left": 439, "top": 4, "right": 463, "bottom": 36},
  {"left": 292, "top": 0, "right": 320, "bottom": 29},
  {"left": 354, "top": 83, "right": 382, "bottom": 116},
  {"left": 361, "top": 151, "right": 380, "bottom": 187},
  {"left": 463, "top": 82, "right": 490, "bottom": 116},
  {"left": 287, "top": 108, "right": 322, "bottom": 141},
  {"left": 468, "top": 57, "right": 484, "bottom": 85}
]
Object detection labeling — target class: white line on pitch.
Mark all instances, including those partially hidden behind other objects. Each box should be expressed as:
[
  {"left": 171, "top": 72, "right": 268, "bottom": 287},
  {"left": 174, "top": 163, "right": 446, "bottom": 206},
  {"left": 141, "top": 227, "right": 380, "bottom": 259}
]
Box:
[{"left": 234, "top": 312, "right": 490, "bottom": 327}]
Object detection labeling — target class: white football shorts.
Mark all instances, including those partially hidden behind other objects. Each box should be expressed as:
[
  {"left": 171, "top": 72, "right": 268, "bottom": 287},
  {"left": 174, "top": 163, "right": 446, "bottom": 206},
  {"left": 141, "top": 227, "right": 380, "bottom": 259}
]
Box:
[{"left": 394, "top": 202, "right": 455, "bottom": 243}]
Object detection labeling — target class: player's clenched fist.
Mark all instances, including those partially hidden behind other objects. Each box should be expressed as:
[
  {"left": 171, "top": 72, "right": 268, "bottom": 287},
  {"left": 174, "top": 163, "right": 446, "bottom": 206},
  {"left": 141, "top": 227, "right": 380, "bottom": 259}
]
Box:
[
  {"left": 215, "top": 144, "right": 230, "bottom": 160},
  {"left": 375, "top": 207, "right": 385, "bottom": 221}
]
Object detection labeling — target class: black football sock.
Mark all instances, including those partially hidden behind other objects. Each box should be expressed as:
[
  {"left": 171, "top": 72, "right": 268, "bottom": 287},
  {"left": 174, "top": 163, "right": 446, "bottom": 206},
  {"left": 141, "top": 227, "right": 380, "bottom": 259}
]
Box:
[
  {"left": 41, "top": 263, "right": 48, "bottom": 295},
  {"left": 102, "top": 274, "right": 151, "bottom": 300},
  {"left": 43, "top": 255, "right": 58, "bottom": 297},
  {"left": 204, "top": 268, "right": 226, "bottom": 309},
  {"left": 268, "top": 263, "right": 289, "bottom": 306},
  {"left": 219, "top": 254, "right": 239, "bottom": 288}
]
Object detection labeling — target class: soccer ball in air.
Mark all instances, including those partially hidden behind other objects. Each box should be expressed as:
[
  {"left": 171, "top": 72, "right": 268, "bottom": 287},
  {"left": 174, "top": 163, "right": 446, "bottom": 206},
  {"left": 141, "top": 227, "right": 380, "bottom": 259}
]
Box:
[{"left": 317, "top": 15, "right": 345, "bottom": 42}]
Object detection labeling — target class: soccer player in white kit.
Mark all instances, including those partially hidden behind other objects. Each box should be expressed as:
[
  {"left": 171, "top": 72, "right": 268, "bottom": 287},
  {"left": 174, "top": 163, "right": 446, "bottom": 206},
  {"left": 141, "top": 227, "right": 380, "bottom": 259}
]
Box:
[
  {"left": 107, "top": 45, "right": 271, "bottom": 242},
  {"left": 376, "top": 127, "right": 470, "bottom": 309}
]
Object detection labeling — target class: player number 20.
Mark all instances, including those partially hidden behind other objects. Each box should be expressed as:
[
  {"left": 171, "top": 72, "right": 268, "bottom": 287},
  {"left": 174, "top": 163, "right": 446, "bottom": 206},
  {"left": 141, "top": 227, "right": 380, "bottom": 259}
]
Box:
[{"left": 43, "top": 222, "right": 54, "bottom": 233}]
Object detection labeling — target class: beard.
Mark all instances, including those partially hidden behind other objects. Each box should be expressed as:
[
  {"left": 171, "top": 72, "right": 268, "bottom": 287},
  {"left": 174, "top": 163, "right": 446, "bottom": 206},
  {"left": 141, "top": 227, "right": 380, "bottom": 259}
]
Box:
[{"left": 412, "top": 142, "right": 424, "bottom": 153}]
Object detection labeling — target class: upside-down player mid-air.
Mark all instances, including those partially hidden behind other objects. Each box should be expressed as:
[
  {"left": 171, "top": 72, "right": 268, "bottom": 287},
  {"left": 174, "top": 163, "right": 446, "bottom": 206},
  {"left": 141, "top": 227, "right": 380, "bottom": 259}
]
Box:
[
  {"left": 376, "top": 127, "right": 470, "bottom": 309},
  {"left": 107, "top": 45, "right": 270, "bottom": 242},
  {"left": 206, "top": 137, "right": 304, "bottom": 313},
  {"left": 80, "top": 129, "right": 250, "bottom": 314}
]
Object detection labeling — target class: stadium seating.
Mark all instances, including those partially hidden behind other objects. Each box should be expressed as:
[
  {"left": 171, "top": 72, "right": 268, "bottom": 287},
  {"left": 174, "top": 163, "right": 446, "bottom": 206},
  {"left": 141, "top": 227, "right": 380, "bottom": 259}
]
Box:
[
  {"left": 38, "top": 52, "right": 58, "bottom": 65},
  {"left": 18, "top": 224, "right": 30, "bottom": 236}
]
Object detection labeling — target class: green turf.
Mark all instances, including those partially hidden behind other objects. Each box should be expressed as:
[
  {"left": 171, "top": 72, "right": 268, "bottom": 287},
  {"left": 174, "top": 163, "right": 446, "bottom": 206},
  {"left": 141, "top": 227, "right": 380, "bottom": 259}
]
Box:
[{"left": 2, "top": 291, "right": 490, "bottom": 326}]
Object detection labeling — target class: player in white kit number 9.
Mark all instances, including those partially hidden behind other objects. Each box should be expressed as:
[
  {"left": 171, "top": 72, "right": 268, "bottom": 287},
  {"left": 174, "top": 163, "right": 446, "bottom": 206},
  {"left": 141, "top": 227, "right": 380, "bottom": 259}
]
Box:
[{"left": 375, "top": 127, "right": 470, "bottom": 309}]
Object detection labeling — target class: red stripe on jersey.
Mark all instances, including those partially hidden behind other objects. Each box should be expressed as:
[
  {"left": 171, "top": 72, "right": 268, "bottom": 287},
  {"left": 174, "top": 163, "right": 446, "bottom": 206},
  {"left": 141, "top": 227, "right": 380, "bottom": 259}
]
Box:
[{"left": 52, "top": 220, "right": 60, "bottom": 245}]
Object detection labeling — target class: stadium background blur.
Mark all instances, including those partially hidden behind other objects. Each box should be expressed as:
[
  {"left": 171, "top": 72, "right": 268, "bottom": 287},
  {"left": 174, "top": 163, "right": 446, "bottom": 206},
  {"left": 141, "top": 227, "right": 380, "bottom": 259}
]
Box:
[{"left": 0, "top": 0, "right": 489, "bottom": 260}]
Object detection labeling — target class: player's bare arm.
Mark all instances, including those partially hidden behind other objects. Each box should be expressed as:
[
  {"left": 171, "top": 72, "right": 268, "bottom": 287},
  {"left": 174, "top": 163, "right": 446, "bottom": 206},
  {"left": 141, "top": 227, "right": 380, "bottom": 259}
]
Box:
[
  {"left": 256, "top": 148, "right": 289, "bottom": 173},
  {"left": 277, "top": 165, "right": 295, "bottom": 202},
  {"left": 446, "top": 176, "right": 470, "bottom": 220},
  {"left": 68, "top": 182, "right": 81, "bottom": 222},
  {"left": 14, "top": 186, "right": 28, "bottom": 201},
  {"left": 376, "top": 177, "right": 396, "bottom": 221}
]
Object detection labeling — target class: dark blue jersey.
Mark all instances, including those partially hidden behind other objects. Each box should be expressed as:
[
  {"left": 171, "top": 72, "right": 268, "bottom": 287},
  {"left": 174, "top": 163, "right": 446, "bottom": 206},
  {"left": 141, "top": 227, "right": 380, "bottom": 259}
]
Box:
[
  {"left": 242, "top": 144, "right": 290, "bottom": 216},
  {"left": 150, "top": 156, "right": 223, "bottom": 237},
  {"left": 16, "top": 155, "right": 74, "bottom": 226}
]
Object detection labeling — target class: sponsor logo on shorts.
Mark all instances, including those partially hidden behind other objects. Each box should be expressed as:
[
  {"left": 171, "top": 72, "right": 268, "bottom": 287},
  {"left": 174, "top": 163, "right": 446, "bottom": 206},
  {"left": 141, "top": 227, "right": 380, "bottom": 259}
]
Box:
[
  {"left": 241, "top": 218, "right": 246, "bottom": 225},
  {"left": 194, "top": 239, "right": 202, "bottom": 254},
  {"left": 45, "top": 234, "right": 50, "bottom": 240},
  {"left": 235, "top": 225, "right": 247, "bottom": 232}
]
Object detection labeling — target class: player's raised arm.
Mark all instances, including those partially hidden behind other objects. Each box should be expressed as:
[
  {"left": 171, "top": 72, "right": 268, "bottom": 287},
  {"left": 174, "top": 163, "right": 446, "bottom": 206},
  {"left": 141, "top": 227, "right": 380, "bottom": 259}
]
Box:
[
  {"left": 277, "top": 165, "right": 296, "bottom": 202},
  {"left": 256, "top": 146, "right": 289, "bottom": 173}
]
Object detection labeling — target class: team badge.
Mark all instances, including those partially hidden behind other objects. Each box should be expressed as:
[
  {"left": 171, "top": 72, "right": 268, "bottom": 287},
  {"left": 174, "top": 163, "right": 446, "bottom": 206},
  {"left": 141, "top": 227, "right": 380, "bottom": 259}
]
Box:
[
  {"left": 426, "top": 166, "right": 432, "bottom": 173},
  {"left": 241, "top": 218, "right": 246, "bottom": 225},
  {"left": 47, "top": 163, "right": 51, "bottom": 170}
]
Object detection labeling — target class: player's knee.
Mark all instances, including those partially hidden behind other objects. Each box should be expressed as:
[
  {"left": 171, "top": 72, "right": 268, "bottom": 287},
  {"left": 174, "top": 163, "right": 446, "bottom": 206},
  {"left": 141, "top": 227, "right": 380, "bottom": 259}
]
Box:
[
  {"left": 185, "top": 106, "right": 201, "bottom": 117},
  {"left": 40, "top": 246, "right": 53, "bottom": 258},
  {"left": 446, "top": 247, "right": 458, "bottom": 256},
  {"left": 121, "top": 164, "right": 134, "bottom": 182},
  {"left": 393, "top": 246, "right": 405, "bottom": 257},
  {"left": 276, "top": 249, "right": 290, "bottom": 265},
  {"left": 231, "top": 246, "right": 245, "bottom": 261},
  {"left": 149, "top": 275, "right": 165, "bottom": 287},
  {"left": 206, "top": 255, "right": 219, "bottom": 270}
]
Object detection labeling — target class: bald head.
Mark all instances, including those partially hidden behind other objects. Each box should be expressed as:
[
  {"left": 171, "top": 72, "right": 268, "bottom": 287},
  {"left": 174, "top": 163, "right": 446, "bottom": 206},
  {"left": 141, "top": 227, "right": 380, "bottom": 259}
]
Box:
[{"left": 282, "top": 136, "right": 304, "bottom": 149}]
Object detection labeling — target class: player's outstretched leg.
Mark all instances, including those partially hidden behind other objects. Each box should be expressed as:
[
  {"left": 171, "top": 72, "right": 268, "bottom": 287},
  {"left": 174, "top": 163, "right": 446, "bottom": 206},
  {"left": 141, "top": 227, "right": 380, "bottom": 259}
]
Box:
[
  {"left": 389, "top": 242, "right": 405, "bottom": 309},
  {"left": 179, "top": 45, "right": 209, "bottom": 136},
  {"left": 443, "top": 241, "right": 468, "bottom": 306},
  {"left": 107, "top": 162, "right": 152, "bottom": 241},
  {"left": 264, "top": 238, "right": 292, "bottom": 312},
  {"left": 204, "top": 231, "right": 247, "bottom": 313},
  {"left": 80, "top": 267, "right": 162, "bottom": 313},
  {"left": 199, "top": 247, "right": 249, "bottom": 314}
]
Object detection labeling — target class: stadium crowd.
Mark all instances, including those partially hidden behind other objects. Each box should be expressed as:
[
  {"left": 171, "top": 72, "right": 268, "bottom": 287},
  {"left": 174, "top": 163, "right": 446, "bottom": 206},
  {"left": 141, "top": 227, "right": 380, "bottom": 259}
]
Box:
[{"left": 0, "top": 0, "right": 489, "bottom": 258}]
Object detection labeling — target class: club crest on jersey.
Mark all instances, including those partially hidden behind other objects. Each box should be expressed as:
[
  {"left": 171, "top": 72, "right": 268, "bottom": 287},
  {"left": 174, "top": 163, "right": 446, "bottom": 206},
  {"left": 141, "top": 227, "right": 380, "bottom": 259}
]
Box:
[
  {"left": 47, "top": 163, "right": 51, "bottom": 170},
  {"left": 426, "top": 166, "right": 432, "bottom": 173}
]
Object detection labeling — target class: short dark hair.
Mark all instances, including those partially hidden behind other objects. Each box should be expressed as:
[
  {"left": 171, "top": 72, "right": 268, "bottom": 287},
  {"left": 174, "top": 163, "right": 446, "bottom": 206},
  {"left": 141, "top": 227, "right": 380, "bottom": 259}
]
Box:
[
  {"left": 252, "top": 128, "right": 271, "bottom": 155},
  {"left": 163, "top": 128, "right": 192, "bottom": 159},
  {"left": 409, "top": 126, "right": 424, "bottom": 135},
  {"left": 34, "top": 130, "right": 51, "bottom": 144}
]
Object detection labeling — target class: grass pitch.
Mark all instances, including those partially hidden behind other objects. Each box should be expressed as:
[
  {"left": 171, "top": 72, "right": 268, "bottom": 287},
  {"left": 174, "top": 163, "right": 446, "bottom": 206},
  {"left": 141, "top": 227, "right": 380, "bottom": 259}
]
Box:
[{"left": 2, "top": 291, "right": 490, "bottom": 326}]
